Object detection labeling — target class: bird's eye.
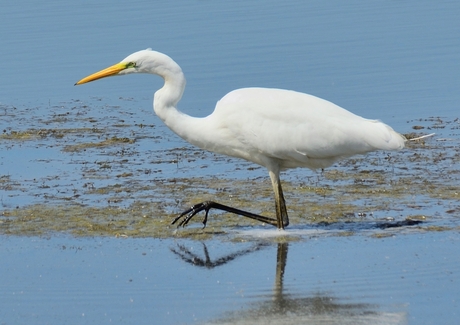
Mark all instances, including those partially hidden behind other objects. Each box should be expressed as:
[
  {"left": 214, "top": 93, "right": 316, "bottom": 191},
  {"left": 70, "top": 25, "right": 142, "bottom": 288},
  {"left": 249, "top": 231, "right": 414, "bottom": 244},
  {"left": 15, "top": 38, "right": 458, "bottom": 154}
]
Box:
[{"left": 126, "top": 62, "right": 136, "bottom": 68}]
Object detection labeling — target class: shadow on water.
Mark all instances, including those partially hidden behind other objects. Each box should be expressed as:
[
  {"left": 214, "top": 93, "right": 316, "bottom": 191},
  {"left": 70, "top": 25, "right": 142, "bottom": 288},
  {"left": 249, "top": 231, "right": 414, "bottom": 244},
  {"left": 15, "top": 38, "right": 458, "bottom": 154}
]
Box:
[{"left": 172, "top": 241, "right": 407, "bottom": 325}]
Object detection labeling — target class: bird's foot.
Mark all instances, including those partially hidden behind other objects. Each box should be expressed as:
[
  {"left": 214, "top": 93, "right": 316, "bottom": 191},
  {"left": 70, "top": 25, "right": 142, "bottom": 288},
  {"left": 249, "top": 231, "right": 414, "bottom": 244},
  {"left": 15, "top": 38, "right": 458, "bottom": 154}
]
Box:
[
  {"left": 171, "top": 201, "right": 279, "bottom": 228},
  {"left": 172, "top": 201, "right": 214, "bottom": 228}
]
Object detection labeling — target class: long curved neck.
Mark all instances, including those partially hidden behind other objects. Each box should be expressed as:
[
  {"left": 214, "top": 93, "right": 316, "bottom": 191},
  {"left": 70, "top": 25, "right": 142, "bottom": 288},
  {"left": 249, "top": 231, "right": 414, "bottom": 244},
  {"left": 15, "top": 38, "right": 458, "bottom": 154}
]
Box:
[
  {"left": 152, "top": 54, "right": 207, "bottom": 148},
  {"left": 153, "top": 65, "right": 186, "bottom": 119}
]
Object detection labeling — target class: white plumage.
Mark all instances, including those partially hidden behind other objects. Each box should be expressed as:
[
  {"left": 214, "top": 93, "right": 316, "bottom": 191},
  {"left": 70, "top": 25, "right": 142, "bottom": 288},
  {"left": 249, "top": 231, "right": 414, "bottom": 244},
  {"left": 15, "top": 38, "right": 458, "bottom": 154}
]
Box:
[{"left": 76, "top": 49, "right": 405, "bottom": 229}]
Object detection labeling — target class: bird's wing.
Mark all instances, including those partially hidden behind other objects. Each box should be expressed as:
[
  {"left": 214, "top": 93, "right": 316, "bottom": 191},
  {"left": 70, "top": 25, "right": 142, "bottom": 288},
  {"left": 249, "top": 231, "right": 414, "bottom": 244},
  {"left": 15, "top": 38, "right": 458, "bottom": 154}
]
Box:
[{"left": 213, "top": 88, "right": 404, "bottom": 168}]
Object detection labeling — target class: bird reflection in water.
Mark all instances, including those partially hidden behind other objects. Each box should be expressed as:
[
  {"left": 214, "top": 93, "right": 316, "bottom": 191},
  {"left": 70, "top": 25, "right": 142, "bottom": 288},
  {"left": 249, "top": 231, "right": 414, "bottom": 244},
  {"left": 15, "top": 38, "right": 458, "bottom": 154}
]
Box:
[
  {"left": 171, "top": 241, "right": 407, "bottom": 325},
  {"left": 170, "top": 242, "right": 268, "bottom": 269}
]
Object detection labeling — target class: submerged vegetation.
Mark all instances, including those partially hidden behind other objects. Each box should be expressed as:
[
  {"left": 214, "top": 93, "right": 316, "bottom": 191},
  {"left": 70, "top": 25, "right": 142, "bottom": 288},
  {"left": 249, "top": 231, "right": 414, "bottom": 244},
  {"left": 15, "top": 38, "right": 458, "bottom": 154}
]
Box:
[{"left": 1, "top": 102, "right": 459, "bottom": 239}]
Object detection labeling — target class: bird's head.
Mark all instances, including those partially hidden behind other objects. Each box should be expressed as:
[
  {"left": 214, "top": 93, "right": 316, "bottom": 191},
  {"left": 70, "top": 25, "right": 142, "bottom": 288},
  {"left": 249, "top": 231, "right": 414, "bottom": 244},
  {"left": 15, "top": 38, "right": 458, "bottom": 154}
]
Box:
[{"left": 75, "top": 48, "right": 165, "bottom": 85}]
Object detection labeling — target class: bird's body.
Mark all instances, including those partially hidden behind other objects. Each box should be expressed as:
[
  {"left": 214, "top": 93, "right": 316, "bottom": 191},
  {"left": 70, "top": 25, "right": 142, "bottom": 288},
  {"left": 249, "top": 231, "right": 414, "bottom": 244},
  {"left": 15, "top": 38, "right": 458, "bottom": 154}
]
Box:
[
  {"left": 76, "top": 49, "right": 405, "bottom": 229},
  {"left": 190, "top": 87, "right": 403, "bottom": 170}
]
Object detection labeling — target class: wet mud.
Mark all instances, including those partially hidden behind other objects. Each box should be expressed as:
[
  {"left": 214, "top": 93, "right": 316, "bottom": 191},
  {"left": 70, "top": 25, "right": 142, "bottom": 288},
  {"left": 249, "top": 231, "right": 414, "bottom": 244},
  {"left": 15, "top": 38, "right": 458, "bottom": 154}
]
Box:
[{"left": 1, "top": 102, "right": 459, "bottom": 239}]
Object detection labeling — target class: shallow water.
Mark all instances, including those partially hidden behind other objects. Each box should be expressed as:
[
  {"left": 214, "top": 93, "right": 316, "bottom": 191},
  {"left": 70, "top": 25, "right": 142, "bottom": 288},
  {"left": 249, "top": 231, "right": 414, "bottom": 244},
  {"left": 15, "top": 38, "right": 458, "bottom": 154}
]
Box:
[
  {"left": 1, "top": 1, "right": 460, "bottom": 324},
  {"left": 1, "top": 233, "right": 459, "bottom": 324}
]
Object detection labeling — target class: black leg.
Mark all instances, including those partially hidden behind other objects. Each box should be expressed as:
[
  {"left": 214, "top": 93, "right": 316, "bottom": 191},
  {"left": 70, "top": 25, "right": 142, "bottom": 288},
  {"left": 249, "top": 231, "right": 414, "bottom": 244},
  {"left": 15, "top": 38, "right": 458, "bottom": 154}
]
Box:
[
  {"left": 274, "top": 180, "right": 289, "bottom": 229},
  {"left": 171, "top": 201, "right": 278, "bottom": 228},
  {"left": 269, "top": 170, "right": 289, "bottom": 229}
]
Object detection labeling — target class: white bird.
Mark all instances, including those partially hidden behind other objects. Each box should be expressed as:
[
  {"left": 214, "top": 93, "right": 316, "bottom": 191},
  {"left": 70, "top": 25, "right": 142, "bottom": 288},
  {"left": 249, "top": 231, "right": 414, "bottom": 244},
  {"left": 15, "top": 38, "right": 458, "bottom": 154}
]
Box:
[{"left": 75, "top": 49, "right": 405, "bottom": 229}]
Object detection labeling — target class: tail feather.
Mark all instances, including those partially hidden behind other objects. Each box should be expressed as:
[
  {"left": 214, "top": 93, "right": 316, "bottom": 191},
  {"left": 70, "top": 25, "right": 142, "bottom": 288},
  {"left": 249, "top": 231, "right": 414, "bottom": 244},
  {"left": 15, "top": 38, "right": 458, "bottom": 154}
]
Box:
[{"left": 366, "top": 120, "right": 406, "bottom": 150}]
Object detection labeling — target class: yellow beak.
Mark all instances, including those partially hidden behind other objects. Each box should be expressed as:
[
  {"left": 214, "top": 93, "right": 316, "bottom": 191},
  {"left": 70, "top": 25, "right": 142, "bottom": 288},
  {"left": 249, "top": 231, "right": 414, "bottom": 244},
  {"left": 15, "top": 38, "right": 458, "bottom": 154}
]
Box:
[{"left": 75, "top": 63, "right": 127, "bottom": 85}]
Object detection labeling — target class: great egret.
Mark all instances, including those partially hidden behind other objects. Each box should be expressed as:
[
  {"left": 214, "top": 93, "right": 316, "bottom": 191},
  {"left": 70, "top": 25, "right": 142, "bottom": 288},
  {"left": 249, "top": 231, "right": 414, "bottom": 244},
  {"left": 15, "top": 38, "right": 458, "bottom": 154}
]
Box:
[{"left": 75, "top": 49, "right": 405, "bottom": 229}]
